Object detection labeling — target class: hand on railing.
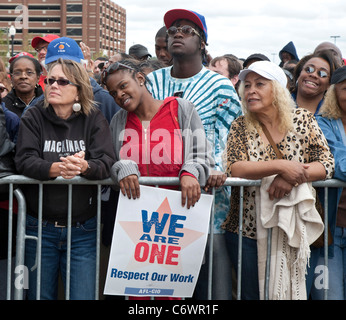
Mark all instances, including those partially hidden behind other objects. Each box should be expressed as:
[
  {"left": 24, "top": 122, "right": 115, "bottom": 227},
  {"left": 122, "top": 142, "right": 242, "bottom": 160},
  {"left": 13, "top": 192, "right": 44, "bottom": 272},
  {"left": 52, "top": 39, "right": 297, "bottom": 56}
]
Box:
[
  {"left": 118, "top": 174, "right": 201, "bottom": 209},
  {"left": 278, "top": 160, "right": 310, "bottom": 187},
  {"left": 266, "top": 175, "right": 294, "bottom": 200},
  {"left": 119, "top": 174, "right": 141, "bottom": 199},
  {"left": 59, "top": 151, "right": 89, "bottom": 179},
  {"left": 203, "top": 169, "right": 227, "bottom": 192},
  {"left": 180, "top": 175, "right": 201, "bottom": 209}
]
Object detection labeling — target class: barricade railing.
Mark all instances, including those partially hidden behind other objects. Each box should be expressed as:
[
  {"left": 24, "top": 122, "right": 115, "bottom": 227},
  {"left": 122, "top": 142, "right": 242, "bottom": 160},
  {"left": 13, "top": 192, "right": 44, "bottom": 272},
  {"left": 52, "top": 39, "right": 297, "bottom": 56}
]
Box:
[{"left": 0, "top": 175, "right": 344, "bottom": 300}]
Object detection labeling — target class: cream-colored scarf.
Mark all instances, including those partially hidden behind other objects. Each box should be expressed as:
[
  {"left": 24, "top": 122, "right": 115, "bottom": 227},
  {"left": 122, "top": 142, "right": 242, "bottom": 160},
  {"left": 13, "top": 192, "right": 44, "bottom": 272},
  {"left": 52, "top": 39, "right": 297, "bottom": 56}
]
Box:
[{"left": 256, "top": 175, "right": 324, "bottom": 300}]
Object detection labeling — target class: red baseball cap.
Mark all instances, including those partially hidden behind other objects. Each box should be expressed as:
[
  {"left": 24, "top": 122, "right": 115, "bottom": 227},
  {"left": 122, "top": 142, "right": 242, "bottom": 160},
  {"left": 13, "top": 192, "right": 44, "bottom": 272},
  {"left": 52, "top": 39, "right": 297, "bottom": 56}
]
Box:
[
  {"left": 164, "top": 9, "right": 208, "bottom": 43},
  {"left": 31, "top": 34, "right": 60, "bottom": 49},
  {"left": 9, "top": 52, "right": 35, "bottom": 64}
]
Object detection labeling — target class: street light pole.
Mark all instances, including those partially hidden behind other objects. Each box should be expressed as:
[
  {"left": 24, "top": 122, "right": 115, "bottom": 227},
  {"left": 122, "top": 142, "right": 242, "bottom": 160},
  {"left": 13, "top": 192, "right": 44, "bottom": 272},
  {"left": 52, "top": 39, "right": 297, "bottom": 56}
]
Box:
[
  {"left": 330, "top": 35, "right": 340, "bottom": 45},
  {"left": 9, "top": 25, "right": 16, "bottom": 57}
]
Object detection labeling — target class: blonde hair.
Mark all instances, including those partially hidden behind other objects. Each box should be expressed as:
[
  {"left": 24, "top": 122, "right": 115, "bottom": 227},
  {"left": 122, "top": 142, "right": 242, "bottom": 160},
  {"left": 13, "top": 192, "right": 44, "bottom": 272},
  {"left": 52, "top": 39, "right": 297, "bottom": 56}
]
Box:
[
  {"left": 44, "top": 58, "right": 95, "bottom": 115},
  {"left": 0, "top": 57, "right": 5, "bottom": 73},
  {"left": 319, "top": 84, "right": 341, "bottom": 119},
  {"left": 238, "top": 79, "right": 295, "bottom": 133}
]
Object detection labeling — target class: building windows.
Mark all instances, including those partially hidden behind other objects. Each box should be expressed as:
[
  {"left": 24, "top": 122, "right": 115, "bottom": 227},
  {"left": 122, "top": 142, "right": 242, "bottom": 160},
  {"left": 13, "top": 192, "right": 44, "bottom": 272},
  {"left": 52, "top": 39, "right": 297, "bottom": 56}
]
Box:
[
  {"left": 0, "top": 1, "right": 125, "bottom": 58},
  {"left": 28, "top": 5, "right": 61, "bottom": 10},
  {"left": 66, "top": 4, "right": 82, "bottom": 12},
  {"left": 28, "top": 29, "right": 60, "bottom": 34},
  {"left": 29, "top": 17, "right": 61, "bottom": 22},
  {"left": 66, "top": 16, "right": 82, "bottom": 24},
  {"left": 66, "top": 28, "right": 82, "bottom": 36}
]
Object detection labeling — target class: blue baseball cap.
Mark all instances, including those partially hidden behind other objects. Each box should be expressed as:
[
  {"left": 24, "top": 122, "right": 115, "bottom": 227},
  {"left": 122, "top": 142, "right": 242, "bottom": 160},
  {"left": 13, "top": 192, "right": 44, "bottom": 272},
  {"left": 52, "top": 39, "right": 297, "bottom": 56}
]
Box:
[
  {"left": 164, "top": 9, "right": 208, "bottom": 43},
  {"left": 45, "top": 37, "right": 84, "bottom": 65}
]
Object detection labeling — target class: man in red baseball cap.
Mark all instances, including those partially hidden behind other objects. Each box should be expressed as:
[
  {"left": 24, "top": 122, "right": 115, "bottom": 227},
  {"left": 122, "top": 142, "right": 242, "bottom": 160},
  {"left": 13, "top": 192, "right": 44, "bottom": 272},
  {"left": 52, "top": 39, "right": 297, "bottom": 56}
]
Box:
[
  {"left": 146, "top": 8, "right": 242, "bottom": 301},
  {"left": 31, "top": 34, "right": 60, "bottom": 63},
  {"left": 31, "top": 34, "right": 60, "bottom": 90}
]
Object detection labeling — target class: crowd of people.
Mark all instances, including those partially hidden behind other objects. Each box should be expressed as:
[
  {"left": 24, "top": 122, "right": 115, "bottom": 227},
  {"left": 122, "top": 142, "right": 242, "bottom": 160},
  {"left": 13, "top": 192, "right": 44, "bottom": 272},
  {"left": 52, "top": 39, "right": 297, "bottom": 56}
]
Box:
[{"left": 0, "top": 7, "right": 346, "bottom": 300}]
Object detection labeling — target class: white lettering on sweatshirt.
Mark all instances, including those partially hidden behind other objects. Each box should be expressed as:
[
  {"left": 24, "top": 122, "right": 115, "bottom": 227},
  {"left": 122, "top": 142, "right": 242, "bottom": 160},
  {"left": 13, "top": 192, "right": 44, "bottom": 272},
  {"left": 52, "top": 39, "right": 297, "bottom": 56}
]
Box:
[{"left": 43, "top": 139, "right": 86, "bottom": 154}]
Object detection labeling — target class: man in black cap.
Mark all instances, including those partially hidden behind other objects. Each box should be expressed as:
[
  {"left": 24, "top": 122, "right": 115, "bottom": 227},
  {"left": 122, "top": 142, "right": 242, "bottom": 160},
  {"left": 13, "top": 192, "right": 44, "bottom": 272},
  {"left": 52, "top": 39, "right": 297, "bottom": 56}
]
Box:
[
  {"left": 129, "top": 44, "right": 152, "bottom": 60},
  {"left": 243, "top": 53, "right": 270, "bottom": 69}
]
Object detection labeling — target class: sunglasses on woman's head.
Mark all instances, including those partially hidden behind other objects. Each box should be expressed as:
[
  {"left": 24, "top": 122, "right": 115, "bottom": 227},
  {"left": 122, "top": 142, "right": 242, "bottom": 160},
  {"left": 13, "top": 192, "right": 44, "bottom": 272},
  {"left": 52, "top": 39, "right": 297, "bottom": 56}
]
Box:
[
  {"left": 304, "top": 66, "right": 329, "bottom": 78},
  {"left": 44, "top": 78, "right": 79, "bottom": 87},
  {"left": 101, "top": 62, "right": 135, "bottom": 85}
]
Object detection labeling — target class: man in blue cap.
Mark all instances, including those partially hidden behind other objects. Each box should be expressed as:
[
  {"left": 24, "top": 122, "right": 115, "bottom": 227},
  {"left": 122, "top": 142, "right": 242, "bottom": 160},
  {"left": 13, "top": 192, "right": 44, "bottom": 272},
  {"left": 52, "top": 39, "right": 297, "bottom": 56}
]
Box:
[
  {"left": 43, "top": 37, "right": 120, "bottom": 123},
  {"left": 146, "top": 9, "right": 241, "bottom": 300}
]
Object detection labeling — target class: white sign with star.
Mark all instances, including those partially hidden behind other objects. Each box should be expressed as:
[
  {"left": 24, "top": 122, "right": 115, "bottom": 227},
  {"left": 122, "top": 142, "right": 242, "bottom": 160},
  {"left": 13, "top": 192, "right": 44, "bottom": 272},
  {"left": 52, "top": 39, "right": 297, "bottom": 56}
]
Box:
[{"left": 104, "top": 185, "right": 213, "bottom": 297}]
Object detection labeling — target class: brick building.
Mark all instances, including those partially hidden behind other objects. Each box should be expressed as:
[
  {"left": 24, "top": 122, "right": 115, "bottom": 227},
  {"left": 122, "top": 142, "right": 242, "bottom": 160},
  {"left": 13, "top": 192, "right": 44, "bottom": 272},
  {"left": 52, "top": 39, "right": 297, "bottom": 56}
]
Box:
[{"left": 0, "top": 0, "right": 126, "bottom": 59}]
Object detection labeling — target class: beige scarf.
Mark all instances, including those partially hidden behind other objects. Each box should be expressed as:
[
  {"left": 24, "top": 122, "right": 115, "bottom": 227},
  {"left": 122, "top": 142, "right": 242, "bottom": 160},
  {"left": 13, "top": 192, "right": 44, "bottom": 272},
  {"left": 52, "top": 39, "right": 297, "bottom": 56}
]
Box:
[{"left": 256, "top": 175, "right": 324, "bottom": 300}]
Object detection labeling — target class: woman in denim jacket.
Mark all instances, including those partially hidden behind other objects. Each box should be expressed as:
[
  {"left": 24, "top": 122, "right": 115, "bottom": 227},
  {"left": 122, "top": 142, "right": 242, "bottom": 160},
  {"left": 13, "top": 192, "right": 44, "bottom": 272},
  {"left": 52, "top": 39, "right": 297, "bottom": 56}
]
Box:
[{"left": 315, "top": 66, "right": 346, "bottom": 300}]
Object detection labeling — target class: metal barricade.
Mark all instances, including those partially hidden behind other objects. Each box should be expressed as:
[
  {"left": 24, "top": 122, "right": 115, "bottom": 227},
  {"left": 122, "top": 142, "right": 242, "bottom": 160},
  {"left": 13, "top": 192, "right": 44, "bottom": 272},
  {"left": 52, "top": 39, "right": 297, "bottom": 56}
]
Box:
[{"left": 0, "top": 175, "right": 343, "bottom": 300}]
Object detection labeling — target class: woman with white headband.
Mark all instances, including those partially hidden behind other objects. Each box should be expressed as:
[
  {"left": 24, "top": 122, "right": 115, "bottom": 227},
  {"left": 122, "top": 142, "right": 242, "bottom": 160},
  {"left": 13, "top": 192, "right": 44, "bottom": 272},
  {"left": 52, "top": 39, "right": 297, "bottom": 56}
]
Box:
[{"left": 221, "top": 61, "right": 334, "bottom": 300}]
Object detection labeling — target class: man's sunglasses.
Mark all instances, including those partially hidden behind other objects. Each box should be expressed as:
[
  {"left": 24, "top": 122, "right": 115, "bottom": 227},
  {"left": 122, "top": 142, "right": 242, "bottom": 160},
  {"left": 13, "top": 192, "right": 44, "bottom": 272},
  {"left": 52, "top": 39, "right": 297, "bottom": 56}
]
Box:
[
  {"left": 304, "top": 66, "right": 329, "bottom": 78},
  {"left": 44, "top": 78, "right": 79, "bottom": 87},
  {"left": 101, "top": 62, "right": 135, "bottom": 85},
  {"left": 166, "top": 25, "right": 202, "bottom": 39},
  {"left": 35, "top": 45, "right": 48, "bottom": 53}
]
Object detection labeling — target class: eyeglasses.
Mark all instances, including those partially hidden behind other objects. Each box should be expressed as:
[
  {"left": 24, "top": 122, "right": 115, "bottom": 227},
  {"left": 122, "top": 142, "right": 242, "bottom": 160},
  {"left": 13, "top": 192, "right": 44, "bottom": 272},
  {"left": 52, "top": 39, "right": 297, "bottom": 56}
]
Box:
[
  {"left": 166, "top": 25, "right": 201, "bottom": 39},
  {"left": 35, "top": 45, "right": 48, "bottom": 53},
  {"left": 304, "top": 66, "right": 329, "bottom": 78},
  {"left": 44, "top": 78, "right": 79, "bottom": 87},
  {"left": 101, "top": 62, "right": 135, "bottom": 85},
  {"left": 11, "top": 70, "right": 36, "bottom": 77}
]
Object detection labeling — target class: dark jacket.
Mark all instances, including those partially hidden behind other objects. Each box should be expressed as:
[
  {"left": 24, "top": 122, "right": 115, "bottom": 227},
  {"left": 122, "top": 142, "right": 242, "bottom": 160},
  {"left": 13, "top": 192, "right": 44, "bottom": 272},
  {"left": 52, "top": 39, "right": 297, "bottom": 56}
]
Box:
[
  {"left": 1, "top": 103, "right": 19, "bottom": 143},
  {"left": 14, "top": 100, "right": 116, "bottom": 223},
  {"left": 279, "top": 41, "right": 299, "bottom": 67},
  {"left": 3, "top": 87, "right": 43, "bottom": 118},
  {"left": 89, "top": 77, "right": 121, "bottom": 123},
  {"left": 0, "top": 104, "right": 17, "bottom": 179}
]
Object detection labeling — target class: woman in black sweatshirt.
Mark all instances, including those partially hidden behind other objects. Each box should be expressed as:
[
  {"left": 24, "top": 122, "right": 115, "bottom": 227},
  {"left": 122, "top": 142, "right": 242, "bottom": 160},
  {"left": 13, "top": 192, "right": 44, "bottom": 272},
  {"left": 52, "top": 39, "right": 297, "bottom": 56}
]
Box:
[{"left": 14, "top": 58, "right": 115, "bottom": 300}]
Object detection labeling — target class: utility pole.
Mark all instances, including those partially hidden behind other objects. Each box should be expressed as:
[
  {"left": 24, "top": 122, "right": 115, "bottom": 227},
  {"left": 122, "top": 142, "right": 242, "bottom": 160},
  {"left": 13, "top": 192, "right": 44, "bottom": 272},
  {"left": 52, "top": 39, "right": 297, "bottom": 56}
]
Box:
[
  {"left": 271, "top": 53, "right": 276, "bottom": 63},
  {"left": 330, "top": 35, "right": 340, "bottom": 44},
  {"left": 9, "top": 26, "right": 16, "bottom": 57}
]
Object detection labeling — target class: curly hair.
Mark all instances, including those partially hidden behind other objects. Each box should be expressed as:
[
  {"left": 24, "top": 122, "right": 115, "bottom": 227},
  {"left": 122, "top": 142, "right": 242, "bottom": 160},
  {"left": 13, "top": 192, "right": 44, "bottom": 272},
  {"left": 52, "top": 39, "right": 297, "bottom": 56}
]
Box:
[
  {"left": 238, "top": 79, "right": 295, "bottom": 133},
  {"left": 318, "top": 84, "right": 341, "bottom": 119},
  {"left": 292, "top": 50, "right": 339, "bottom": 94}
]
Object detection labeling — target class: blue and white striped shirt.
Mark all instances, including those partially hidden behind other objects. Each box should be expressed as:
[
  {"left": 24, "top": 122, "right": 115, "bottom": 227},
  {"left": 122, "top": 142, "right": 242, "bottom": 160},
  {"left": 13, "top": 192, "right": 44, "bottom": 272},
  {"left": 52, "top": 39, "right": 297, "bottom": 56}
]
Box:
[
  {"left": 147, "top": 66, "right": 242, "bottom": 171},
  {"left": 147, "top": 66, "right": 242, "bottom": 233}
]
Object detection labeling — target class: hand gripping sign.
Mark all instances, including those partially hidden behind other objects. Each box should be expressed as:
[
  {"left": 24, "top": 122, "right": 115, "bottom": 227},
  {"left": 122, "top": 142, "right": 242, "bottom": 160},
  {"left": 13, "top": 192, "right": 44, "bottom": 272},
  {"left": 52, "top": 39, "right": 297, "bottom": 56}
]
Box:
[{"left": 104, "top": 185, "right": 213, "bottom": 297}]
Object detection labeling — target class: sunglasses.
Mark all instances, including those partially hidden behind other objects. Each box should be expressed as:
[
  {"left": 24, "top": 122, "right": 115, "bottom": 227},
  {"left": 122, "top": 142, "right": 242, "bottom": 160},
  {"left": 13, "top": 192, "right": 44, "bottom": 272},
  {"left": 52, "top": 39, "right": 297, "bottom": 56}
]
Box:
[
  {"left": 35, "top": 45, "right": 48, "bottom": 53},
  {"left": 304, "top": 66, "right": 329, "bottom": 78},
  {"left": 101, "top": 62, "right": 135, "bottom": 85},
  {"left": 166, "top": 25, "right": 202, "bottom": 39},
  {"left": 44, "top": 78, "right": 79, "bottom": 87}
]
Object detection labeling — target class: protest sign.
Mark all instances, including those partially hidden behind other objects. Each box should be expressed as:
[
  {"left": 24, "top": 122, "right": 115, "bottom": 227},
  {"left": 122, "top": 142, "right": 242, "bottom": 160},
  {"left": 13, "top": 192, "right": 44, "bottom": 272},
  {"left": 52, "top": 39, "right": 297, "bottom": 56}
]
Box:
[{"left": 104, "top": 185, "right": 213, "bottom": 297}]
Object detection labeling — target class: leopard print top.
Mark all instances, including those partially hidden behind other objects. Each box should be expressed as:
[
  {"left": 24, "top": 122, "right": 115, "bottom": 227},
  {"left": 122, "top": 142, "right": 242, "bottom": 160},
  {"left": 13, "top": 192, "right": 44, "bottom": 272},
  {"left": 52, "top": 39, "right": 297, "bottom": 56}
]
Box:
[{"left": 221, "top": 108, "right": 334, "bottom": 239}]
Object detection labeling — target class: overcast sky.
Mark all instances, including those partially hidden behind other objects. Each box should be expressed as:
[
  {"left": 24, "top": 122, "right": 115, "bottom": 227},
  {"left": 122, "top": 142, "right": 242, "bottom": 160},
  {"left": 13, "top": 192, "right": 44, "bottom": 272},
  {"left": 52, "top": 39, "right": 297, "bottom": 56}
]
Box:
[{"left": 112, "top": 0, "right": 346, "bottom": 64}]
